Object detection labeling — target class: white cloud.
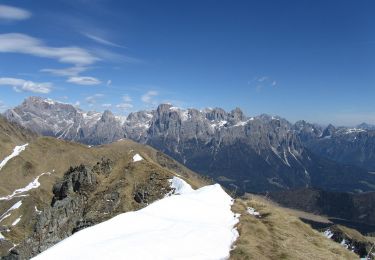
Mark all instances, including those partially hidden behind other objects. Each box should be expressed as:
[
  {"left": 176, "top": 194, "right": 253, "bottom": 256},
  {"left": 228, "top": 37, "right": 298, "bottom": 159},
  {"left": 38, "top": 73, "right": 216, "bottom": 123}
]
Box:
[
  {"left": 83, "top": 33, "right": 126, "bottom": 48},
  {"left": 141, "top": 90, "right": 158, "bottom": 104},
  {"left": 122, "top": 95, "right": 132, "bottom": 102},
  {"left": 116, "top": 103, "right": 133, "bottom": 110},
  {"left": 102, "top": 103, "right": 112, "bottom": 108},
  {"left": 41, "top": 66, "right": 88, "bottom": 77},
  {"left": 85, "top": 94, "right": 104, "bottom": 104},
  {"left": 248, "top": 76, "right": 277, "bottom": 92},
  {"left": 106, "top": 79, "right": 112, "bottom": 86},
  {"left": 74, "top": 101, "right": 81, "bottom": 107},
  {"left": 0, "top": 33, "right": 98, "bottom": 65},
  {"left": 0, "top": 5, "right": 31, "bottom": 21},
  {"left": 257, "top": 76, "right": 268, "bottom": 82},
  {"left": 0, "top": 77, "right": 52, "bottom": 93},
  {"left": 93, "top": 48, "right": 142, "bottom": 64},
  {"left": 67, "top": 76, "right": 101, "bottom": 85},
  {"left": 0, "top": 100, "right": 6, "bottom": 111}
]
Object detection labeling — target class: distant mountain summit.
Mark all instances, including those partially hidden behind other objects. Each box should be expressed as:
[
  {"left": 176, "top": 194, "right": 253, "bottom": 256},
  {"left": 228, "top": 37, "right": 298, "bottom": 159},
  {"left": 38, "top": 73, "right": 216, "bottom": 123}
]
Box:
[{"left": 4, "top": 97, "right": 375, "bottom": 193}]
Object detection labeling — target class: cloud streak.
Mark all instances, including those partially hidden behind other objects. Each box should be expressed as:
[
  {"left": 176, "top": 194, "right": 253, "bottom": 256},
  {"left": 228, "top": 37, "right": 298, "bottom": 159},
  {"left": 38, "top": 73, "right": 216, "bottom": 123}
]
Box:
[
  {"left": 248, "top": 76, "right": 278, "bottom": 92},
  {"left": 0, "top": 100, "right": 6, "bottom": 111},
  {"left": 41, "top": 66, "right": 88, "bottom": 77},
  {"left": 116, "top": 95, "right": 133, "bottom": 111},
  {"left": 83, "top": 33, "right": 126, "bottom": 48},
  {"left": 141, "top": 90, "right": 158, "bottom": 104},
  {"left": 0, "top": 33, "right": 98, "bottom": 65},
  {"left": 67, "top": 76, "right": 101, "bottom": 85},
  {"left": 0, "top": 77, "right": 52, "bottom": 93},
  {"left": 0, "top": 5, "right": 31, "bottom": 21},
  {"left": 116, "top": 103, "right": 133, "bottom": 110},
  {"left": 85, "top": 94, "right": 104, "bottom": 104}
]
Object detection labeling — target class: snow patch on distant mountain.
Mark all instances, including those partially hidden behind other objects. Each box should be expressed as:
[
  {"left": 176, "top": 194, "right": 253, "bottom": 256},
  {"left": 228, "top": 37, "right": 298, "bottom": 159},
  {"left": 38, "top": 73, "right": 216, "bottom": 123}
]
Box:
[{"left": 32, "top": 183, "right": 239, "bottom": 260}]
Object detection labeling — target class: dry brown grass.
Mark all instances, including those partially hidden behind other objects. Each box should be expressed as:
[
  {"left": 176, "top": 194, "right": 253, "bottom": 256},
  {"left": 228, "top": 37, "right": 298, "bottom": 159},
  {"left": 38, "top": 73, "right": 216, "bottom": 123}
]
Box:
[
  {"left": 0, "top": 137, "right": 209, "bottom": 254},
  {"left": 231, "top": 197, "right": 358, "bottom": 260}
]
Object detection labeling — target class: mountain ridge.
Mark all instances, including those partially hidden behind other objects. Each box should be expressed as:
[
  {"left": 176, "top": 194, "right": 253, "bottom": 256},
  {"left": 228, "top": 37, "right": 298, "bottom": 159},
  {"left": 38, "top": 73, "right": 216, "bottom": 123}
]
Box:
[{"left": 4, "top": 97, "right": 375, "bottom": 194}]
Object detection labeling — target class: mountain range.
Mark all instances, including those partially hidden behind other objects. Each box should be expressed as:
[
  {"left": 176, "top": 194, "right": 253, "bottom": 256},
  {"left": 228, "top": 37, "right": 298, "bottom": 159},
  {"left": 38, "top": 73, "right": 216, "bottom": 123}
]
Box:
[
  {"left": 4, "top": 97, "right": 375, "bottom": 194},
  {"left": 0, "top": 115, "right": 362, "bottom": 259}
]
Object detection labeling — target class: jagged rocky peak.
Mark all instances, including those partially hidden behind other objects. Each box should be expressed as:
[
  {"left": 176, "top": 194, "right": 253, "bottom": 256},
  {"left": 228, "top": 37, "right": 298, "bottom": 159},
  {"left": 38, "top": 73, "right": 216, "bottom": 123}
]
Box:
[
  {"left": 22, "top": 96, "right": 78, "bottom": 113},
  {"left": 229, "top": 107, "right": 246, "bottom": 123},
  {"left": 322, "top": 124, "right": 336, "bottom": 138},
  {"left": 126, "top": 110, "right": 153, "bottom": 122},
  {"left": 205, "top": 107, "right": 227, "bottom": 121},
  {"left": 156, "top": 103, "right": 173, "bottom": 114},
  {"left": 100, "top": 110, "right": 116, "bottom": 122},
  {"left": 357, "top": 122, "right": 375, "bottom": 130},
  {"left": 293, "top": 120, "right": 323, "bottom": 142}
]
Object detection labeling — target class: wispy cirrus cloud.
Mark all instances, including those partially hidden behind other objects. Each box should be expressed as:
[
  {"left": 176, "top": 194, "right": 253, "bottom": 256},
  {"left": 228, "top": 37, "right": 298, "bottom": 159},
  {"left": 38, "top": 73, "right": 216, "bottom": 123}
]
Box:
[
  {"left": 93, "top": 48, "right": 143, "bottom": 64},
  {"left": 122, "top": 95, "right": 132, "bottom": 103},
  {"left": 0, "top": 5, "right": 31, "bottom": 21},
  {"left": 116, "top": 103, "right": 133, "bottom": 110},
  {"left": 83, "top": 33, "right": 126, "bottom": 48},
  {"left": 116, "top": 95, "right": 133, "bottom": 111},
  {"left": 0, "top": 33, "right": 98, "bottom": 65},
  {"left": 40, "top": 66, "right": 88, "bottom": 77},
  {"left": 141, "top": 90, "right": 158, "bottom": 104},
  {"left": 67, "top": 76, "right": 101, "bottom": 85},
  {"left": 85, "top": 94, "right": 104, "bottom": 105},
  {"left": 0, "top": 100, "right": 7, "bottom": 111},
  {"left": 248, "top": 76, "right": 278, "bottom": 92},
  {"left": 0, "top": 77, "right": 52, "bottom": 93}
]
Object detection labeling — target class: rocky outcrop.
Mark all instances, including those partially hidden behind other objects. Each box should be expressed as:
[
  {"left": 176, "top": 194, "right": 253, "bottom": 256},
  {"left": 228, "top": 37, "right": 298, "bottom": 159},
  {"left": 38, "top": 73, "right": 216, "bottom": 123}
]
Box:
[
  {"left": 6, "top": 164, "right": 99, "bottom": 258},
  {"left": 133, "top": 172, "right": 171, "bottom": 204},
  {"left": 3, "top": 155, "right": 176, "bottom": 259},
  {"left": 322, "top": 225, "right": 374, "bottom": 258}
]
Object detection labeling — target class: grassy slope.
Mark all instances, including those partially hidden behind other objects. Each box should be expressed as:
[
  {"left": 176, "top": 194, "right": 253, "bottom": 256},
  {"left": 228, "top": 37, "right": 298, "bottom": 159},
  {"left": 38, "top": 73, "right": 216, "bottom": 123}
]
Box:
[
  {"left": 231, "top": 196, "right": 358, "bottom": 260},
  {"left": 0, "top": 136, "right": 208, "bottom": 255},
  {"left": 0, "top": 116, "right": 37, "bottom": 160}
]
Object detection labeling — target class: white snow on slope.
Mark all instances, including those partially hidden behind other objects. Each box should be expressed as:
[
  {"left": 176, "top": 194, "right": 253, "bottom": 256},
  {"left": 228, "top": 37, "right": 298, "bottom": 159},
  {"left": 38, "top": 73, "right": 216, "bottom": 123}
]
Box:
[
  {"left": 0, "top": 172, "right": 51, "bottom": 201},
  {"left": 323, "top": 229, "right": 334, "bottom": 239},
  {"left": 168, "top": 176, "right": 194, "bottom": 195},
  {"left": 247, "top": 207, "right": 261, "bottom": 217},
  {"left": 132, "top": 153, "right": 143, "bottom": 162},
  {"left": 11, "top": 216, "right": 22, "bottom": 226},
  {"left": 0, "top": 200, "right": 22, "bottom": 224},
  {"left": 33, "top": 183, "right": 239, "bottom": 260},
  {"left": 0, "top": 144, "right": 28, "bottom": 171}
]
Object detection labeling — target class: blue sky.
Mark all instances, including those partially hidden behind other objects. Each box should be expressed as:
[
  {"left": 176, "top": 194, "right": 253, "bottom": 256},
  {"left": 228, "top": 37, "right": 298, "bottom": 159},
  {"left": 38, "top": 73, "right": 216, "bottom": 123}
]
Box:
[{"left": 0, "top": 0, "right": 374, "bottom": 126}]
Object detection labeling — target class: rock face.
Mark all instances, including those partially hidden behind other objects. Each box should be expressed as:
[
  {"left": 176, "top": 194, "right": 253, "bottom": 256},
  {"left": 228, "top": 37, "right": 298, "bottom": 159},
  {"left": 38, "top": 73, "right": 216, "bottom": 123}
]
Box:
[
  {"left": 322, "top": 225, "right": 374, "bottom": 258},
  {"left": 4, "top": 97, "right": 375, "bottom": 193},
  {"left": 302, "top": 128, "right": 375, "bottom": 172},
  {"left": 291, "top": 120, "right": 375, "bottom": 172},
  {"left": 6, "top": 164, "right": 100, "bottom": 258},
  {"left": 3, "top": 97, "right": 122, "bottom": 144}
]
